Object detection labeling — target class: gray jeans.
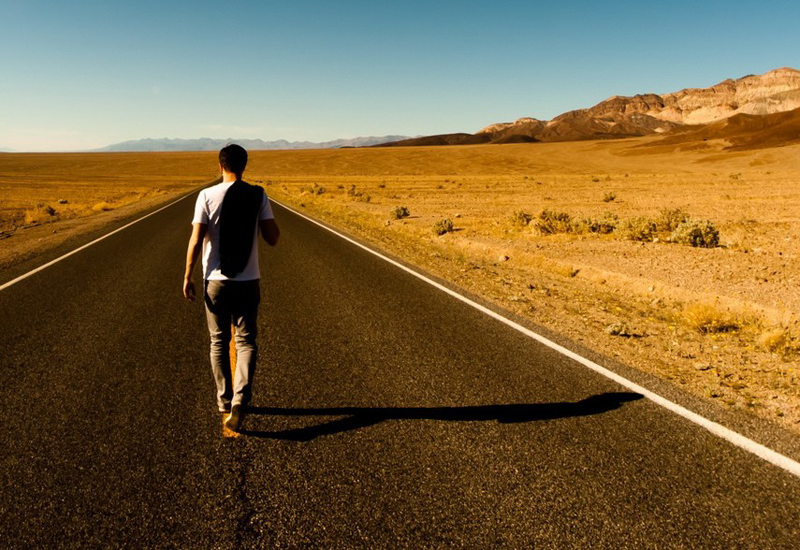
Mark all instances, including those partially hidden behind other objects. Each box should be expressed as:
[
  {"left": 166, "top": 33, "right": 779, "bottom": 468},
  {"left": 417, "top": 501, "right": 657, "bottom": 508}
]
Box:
[{"left": 203, "top": 279, "right": 260, "bottom": 411}]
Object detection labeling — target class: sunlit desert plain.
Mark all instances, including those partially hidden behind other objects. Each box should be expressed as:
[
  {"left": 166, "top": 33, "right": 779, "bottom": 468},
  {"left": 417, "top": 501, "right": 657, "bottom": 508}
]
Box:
[
  {"left": 0, "top": 152, "right": 217, "bottom": 266},
  {"left": 2, "top": 136, "right": 799, "bottom": 431}
]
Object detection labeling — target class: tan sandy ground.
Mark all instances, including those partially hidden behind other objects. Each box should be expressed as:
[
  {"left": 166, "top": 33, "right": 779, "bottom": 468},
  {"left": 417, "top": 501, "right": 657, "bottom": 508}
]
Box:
[
  {"left": 241, "top": 138, "right": 800, "bottom": 434},
  {"left": 0, "top": 152, "right": 217, "bottom": 269},
  {"left": 1, "top": 142, "right": 798, "bottom": 433}
]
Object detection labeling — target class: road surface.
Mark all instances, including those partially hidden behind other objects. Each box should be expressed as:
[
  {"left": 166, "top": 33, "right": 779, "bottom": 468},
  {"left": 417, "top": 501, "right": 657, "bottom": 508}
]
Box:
[{"left": 1, "top": 189, "right": 799, "bottom": 548}]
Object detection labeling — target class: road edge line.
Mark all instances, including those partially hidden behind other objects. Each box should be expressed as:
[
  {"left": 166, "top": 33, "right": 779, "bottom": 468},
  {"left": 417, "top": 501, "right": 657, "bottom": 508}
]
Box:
[
  {"left": 0, "top": 187, "right": 201, "bottom": 292},
  {"left": 271, "top": 198, "right": 800, "bottom": 479}
]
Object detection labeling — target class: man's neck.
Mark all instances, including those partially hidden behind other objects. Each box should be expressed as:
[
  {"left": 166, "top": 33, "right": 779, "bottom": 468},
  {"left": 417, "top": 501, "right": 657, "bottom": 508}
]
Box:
[{"left": 221, "top": 172, "right": 241, "bottom": 183}]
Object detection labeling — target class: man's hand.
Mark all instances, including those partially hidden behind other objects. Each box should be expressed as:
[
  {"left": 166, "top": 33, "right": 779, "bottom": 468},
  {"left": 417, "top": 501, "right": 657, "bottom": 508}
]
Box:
[
  {"left": 183, "top": 278, "right": 196, "bottom": 301},
  {"left": 184, "top": 222, "right": 207, "bottom": 302},
  {"left": 259, "top": 218, "right": 280, "bottom": 246}
]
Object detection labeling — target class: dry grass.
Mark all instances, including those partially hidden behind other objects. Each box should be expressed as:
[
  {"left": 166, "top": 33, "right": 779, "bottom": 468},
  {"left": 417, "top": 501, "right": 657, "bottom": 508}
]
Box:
[
  {"left": 681, "top": 303, "right": 740, "bottom": 334},
  {"left": 23, "top": 203, "right": 58, "bottom": 225}
]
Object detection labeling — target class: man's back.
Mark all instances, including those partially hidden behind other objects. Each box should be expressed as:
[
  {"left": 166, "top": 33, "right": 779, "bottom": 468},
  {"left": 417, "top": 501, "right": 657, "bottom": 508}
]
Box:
[{"left": 192, "top": 180, "right": 274, "bottom": 281}]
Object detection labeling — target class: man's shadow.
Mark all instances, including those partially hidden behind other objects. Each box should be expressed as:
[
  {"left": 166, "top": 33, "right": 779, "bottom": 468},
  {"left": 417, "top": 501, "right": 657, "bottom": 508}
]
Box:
[{"left": 239, "top": 392, "right": 643, "bottom": 441}]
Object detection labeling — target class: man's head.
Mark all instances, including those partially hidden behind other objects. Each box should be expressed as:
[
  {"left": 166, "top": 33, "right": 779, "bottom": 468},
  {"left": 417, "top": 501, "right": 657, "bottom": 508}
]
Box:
[{"left": 219, "top": 144, "right": 248, "bottom": 178}]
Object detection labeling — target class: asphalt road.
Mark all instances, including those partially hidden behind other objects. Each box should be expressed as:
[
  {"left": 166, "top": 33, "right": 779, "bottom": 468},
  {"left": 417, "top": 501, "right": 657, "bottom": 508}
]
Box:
[{"left": 1, "top": 189, "right": 799, "bottom": 548}]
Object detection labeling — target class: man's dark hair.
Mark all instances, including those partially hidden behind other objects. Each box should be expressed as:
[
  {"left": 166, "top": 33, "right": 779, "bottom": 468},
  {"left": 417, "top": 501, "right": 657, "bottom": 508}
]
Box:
[{"left": 219, "top": 144, "right": 248, "bottom": 176}]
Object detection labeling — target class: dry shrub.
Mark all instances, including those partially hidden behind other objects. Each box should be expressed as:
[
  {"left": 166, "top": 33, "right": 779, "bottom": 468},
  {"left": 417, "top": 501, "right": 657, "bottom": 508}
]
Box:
[
  {"left": 347, "top": 185, "right": 370, "bottom": 202},
  {"left": 24, "top": 203, "right": 58, "bottom": 224},
  {"left": 671, "top": 219, "right": 719, "bottom": 248},
  {"left": 620, "top": 217, "right": 657, "bottom": 242},
  {"left": 508, "top": 210, "right": 532, "bottom": 228},
  {"left": 605, "top": 321, "right": 643, "bottom": 337},
  {"left": 391, "top": 206, "right": 410, "bottom": 219},
  {"left": 531, "top": 209, "right": 572, "bottom": 235},
  {"left": 304, "top": 183, "right": 325, "bottom": 195},
  {"left": 602, "top": 191, "right": 616, "bottom": 202},
  {"left": 658, "top": 208, "right": 689, "bottom": 232},
  {"left": 583, "top": 212, "right": 618, "bottom": 234},
  {"left": 682, "top": 304, "right": 739, "bottom": 334},
  {"left": 433, "top": 218, "right": 454, "bottom": 236}
]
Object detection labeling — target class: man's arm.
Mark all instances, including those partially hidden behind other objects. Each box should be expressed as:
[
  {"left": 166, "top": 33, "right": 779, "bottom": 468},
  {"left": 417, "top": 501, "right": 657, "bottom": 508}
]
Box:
[
  {"left": 259, "top": 218, "right": 280, "bottom": 246},
  {"left": 183, "top": 222, "right": 208, "bottom": 301}
]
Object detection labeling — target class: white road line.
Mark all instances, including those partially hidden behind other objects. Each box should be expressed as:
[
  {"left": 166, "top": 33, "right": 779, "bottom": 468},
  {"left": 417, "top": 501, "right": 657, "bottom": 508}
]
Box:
[
  {"left": 0, "top": 189, "right": 200, "bottom": 292},
  {"left": 272, "top": 198, "right": 800, "bottom": 479}
]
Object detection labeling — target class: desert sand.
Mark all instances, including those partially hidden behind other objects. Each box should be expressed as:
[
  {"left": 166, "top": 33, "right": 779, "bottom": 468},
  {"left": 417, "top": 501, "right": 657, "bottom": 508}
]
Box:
[
  {"left": 244, "top": 137, "right": 800, "bottom": 433},
  {"left": 1, "top": 137, "right": 798, "bottom": 432},
  {"left": 0, "top": 152, "right": 217, "bottom": 268}
]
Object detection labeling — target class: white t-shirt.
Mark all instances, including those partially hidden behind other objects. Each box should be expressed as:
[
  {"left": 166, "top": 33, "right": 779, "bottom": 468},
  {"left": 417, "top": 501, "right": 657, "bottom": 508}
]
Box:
[{"left": 191, "top": 181, "right": 275, "bottom": 281}]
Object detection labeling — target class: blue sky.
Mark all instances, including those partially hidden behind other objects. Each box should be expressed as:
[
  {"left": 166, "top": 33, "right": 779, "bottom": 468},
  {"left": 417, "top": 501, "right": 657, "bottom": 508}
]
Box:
[{"left": 1, "top": 0, "right": 799, "bottom": 151}]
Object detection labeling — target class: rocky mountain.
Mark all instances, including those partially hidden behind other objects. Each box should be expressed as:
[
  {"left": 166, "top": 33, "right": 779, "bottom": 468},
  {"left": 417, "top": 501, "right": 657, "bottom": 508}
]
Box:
[
  {"left": 384, "top": 67, "right": 800, "bottom": 147},
  {"left": 647, "top": 67, "right": 800, "bottom": 124},
  {"left": 641, "top": 105, "right": 800, "bottom": 152},
  {"left": 94, "top": 135, "right": 411, "bottom": 152}
]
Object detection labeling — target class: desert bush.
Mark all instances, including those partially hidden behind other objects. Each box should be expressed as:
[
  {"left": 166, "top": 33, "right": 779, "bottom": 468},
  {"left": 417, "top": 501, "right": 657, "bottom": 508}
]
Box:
[
  {"left": 657, "top": 208, "right": 689, "bottom": 232},
  {"left": 24, "top": 203, "right": 58, "bottom": 224},
  {"left": 602, "top": 191, "right": 616, "bottom": 202},
  {"left": 682, "top": 304, "right": 739, "bottom": 334},
  {"left": 347, "top": 185, "right": 370, "bottom": 202},
  {"left": 303, "top": 183, "right": 325, "bottom": 195},
  {"left": 391, "top": 206, "right": 410, "bottom": 219},
  {"left": 531, "top": 209, "right": 572, "bottom": 235},
  {"left": 671, "top": 219, "right": 719, "bottom": 248},
  {"left": 620, "top": 217, "right": 657, "bottom": 241},
  {"left": 508, "top": 210, "right": 532, "bottom": 228},
  {"left": 605, "top": 321, "right": 642, "bottom": 337},
  {"left": 433, "top": 218, "right": 454, "bottom": 236},
  {"left": 583, "top": 212, "right": 619, "bottom": 234}
]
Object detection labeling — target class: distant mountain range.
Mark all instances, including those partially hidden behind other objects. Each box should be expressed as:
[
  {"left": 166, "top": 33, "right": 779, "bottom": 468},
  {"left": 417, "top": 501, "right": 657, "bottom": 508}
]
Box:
[
  {"left": 93, "top": 135, "right": 411, "bottom": 152},
  {"left": 376, "top": 67, "right": 800, "bottom": 147}
]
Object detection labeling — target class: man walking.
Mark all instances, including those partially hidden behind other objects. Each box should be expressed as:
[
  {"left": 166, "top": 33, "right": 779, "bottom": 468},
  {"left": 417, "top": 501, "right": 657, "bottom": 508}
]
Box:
[{"left": 183, "top": 144, "right": 280, "bottom": 432}]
